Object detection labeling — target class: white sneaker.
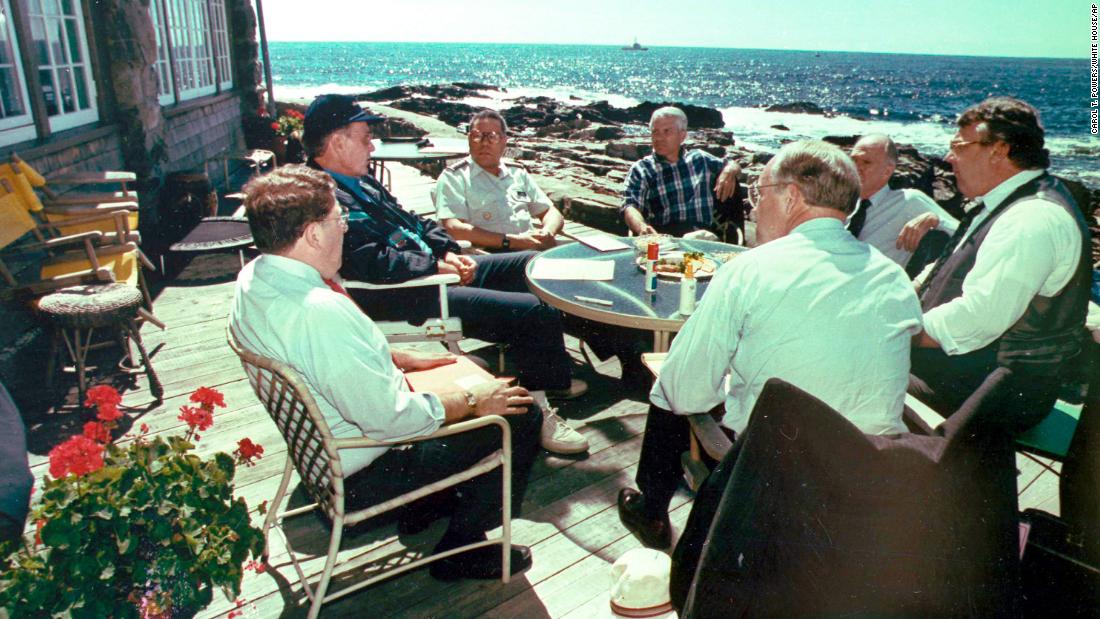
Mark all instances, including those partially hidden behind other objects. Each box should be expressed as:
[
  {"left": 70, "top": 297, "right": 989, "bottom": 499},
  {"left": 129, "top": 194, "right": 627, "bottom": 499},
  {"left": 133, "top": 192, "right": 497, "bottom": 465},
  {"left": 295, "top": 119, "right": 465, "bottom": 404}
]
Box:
[{"left": 541, "top": 408, "right": 589, "bottom": 454}]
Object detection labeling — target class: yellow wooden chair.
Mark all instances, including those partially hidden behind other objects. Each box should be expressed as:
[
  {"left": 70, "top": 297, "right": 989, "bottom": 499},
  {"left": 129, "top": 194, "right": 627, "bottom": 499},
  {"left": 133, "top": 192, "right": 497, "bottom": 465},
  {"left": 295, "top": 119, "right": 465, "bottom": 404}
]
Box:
[{"left": 1, "top": 155, "right": 140, "bottom": 239}]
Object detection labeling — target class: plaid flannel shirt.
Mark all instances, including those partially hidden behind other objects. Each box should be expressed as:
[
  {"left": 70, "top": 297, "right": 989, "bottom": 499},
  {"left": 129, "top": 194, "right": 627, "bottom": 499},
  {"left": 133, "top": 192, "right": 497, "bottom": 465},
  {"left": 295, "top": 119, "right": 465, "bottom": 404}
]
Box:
[{"left": 620, "top": 148, "right": 726, "bottom": 228}]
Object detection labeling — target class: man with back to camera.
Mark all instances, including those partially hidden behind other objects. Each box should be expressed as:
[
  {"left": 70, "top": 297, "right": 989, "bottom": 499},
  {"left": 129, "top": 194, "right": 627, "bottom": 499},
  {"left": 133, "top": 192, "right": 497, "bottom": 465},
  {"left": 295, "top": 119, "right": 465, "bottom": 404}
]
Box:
[
  {"left": 302, "top": 94, "right": 589, "bottom": 455},
  {"left": 910, "top": 97, "right": 1091, "bottom": 434},
  {"left": 847, "top": 133, "right": 958, "bottom": 271},
  {"left": 621, "top": 106, "right": 743, "bottom": 238},
  {"left": 229, "top": 165, "right": 542, "bottom": 580},
  {"left": 617, "top": 140, "right": 923, "bottom": 549}
]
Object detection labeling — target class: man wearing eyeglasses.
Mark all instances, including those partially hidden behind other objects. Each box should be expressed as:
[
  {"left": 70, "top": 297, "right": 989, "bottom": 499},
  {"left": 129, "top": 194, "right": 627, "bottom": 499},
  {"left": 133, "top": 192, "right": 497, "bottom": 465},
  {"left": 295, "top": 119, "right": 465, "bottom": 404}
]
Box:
[
  {"left": 910, "top": 97, "right": 1090, "bottom": 433},
  {"left": 620, "top": 106, "right": 742, "bottom": 238},
  {"left": 303, "top": 94, "right": 590, "bottom": 455},
  {"left": 617, "top": 140, "right": 921, "bottom": 549},
  {"left": 435, "top": 110, "right": 563, "bottom": 251}
]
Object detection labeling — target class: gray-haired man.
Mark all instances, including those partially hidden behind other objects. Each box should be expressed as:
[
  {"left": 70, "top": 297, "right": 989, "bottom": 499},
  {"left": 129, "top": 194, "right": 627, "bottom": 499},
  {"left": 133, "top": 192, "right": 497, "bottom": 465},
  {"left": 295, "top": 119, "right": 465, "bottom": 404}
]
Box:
[{"left": 621, "top": 106, "right": 742, "bottom": 237}]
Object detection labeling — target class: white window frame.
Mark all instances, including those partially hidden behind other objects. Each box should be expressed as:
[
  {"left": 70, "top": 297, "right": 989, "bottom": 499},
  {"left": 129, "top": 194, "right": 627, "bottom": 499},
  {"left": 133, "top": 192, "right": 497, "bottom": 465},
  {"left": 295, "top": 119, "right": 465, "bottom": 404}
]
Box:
[
  {"left": 26, "top": 0, "right": 98, "bottom": 133},
  {"left": 149, "top": 0, "right": 175, "bottom": 105},
  {"left": 0, "top": 0, "right": 35, "bottom": 145},
  {"left": 151, "top": 0, "right": 233, "bottom": 105}
]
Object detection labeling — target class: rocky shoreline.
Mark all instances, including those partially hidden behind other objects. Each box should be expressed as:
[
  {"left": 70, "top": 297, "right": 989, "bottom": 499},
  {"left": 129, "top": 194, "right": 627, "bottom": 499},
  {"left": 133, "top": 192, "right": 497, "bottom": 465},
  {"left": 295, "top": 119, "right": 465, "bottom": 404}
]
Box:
[{"left": 278, "top": 83, "right": 1100, "bottom": 261}]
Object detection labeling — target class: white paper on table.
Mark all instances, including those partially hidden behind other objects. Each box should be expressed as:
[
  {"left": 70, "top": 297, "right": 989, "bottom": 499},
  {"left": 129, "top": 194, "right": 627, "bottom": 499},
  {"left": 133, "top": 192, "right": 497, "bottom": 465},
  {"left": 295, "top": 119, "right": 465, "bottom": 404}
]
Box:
[
  {"left": 529, "top": 258, "right": 615, "bottom": 280},
  {"left": 576, "top": 234, "right": 631, "bottom": 252}
]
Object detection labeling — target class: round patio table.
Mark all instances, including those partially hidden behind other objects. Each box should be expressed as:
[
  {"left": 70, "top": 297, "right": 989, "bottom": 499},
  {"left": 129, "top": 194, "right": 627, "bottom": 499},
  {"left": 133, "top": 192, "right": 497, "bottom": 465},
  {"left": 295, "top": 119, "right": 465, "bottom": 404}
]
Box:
[
  {"left": 525, "top": 236, "right": 747, "bottom": 352},
  {"left": 370, "top": 137, "right": 469, "bottom": 162}
]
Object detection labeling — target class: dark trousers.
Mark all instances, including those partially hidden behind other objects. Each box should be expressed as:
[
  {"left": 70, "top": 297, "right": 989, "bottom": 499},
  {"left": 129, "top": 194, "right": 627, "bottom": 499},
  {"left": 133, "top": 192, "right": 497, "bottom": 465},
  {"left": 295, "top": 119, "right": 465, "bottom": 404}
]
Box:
[
  {"left": 351, "top": 251, "right": 572, "bottom": 391},
  {"left": 635, "top": 403, "right": 733, "bottom": 515},
  {"left": 909, "top": 347, "right": 1058, "bottom": 435},
  {"left": 344, "top": 406, "right": 543, "bottom": 544}
]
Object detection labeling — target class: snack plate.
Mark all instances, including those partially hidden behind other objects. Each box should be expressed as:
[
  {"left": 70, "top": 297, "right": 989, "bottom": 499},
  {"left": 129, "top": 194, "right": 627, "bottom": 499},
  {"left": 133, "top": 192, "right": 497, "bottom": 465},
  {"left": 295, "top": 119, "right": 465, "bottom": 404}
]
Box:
[{"left": 635, "top": 251, "right": 719, "bottom": 280}]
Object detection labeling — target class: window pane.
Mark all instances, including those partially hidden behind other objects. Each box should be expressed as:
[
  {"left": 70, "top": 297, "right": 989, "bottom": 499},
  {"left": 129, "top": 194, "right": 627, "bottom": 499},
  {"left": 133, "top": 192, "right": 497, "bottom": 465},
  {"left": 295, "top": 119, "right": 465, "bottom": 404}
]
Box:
[
  {"left": 60, "top": 0, "right": 71, "bottom": 14},
  {"left": 38, "top": 68, "right": 56, "bottom": 114},
  {"left": 42, "top": 0, "right": 58, "bottom": 14},
  {"left": 56, "top": 66, "right": 73, "bottom": 112},
  {"left": 64, "top": 17, "right": 80, "bottom": 63},
  {"left": 31, "top": 18, "right": 49, "bottom": 66},
  {"left": 72, "top": 64, "right": 86, "bottom": 109},
  {"left": 47, "top": 17, "right": 66, "bottom": 65},
  {"left": 0, "top": 68, "right": 25, "bottom": 117}
]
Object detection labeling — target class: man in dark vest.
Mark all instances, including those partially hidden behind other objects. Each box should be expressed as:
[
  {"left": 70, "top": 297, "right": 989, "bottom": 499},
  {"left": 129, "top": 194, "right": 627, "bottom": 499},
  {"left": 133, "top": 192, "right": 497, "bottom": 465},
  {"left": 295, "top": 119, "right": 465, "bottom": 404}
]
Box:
[{"left": 910, "top": 97, "right": 1091, "bottom": 433}]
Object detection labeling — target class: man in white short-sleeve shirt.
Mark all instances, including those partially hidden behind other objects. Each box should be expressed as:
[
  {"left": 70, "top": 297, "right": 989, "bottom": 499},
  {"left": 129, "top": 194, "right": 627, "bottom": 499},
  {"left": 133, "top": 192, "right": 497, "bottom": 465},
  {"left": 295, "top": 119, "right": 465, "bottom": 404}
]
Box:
[
  {"left": 910, "top": 97, "right": 1091, "bottom": 433},
  {"left": 435, "top": 110, "right": 564, "bottom": 251}
]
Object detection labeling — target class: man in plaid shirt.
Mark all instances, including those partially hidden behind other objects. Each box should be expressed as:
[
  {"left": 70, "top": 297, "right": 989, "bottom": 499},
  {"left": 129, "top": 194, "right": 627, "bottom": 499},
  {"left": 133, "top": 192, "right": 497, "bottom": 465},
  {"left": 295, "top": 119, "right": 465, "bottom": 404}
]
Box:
[{"left": 621, "top": 107, "right": 742, "bottom": 237}]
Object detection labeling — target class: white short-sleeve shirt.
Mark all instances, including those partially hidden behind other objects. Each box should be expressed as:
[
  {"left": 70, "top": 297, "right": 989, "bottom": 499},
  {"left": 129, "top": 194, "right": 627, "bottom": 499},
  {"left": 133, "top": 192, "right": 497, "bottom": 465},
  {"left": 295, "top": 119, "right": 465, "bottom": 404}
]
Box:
[{"left": 434, "top": 158, "right": 553, "bottom": 235}]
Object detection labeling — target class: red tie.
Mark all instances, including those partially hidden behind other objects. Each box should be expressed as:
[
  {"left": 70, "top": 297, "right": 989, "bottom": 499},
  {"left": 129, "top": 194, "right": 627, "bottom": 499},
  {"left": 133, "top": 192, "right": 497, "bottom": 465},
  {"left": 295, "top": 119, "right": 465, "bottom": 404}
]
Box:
[
  {"left": 324, "top": 277, "right": 416, "bottom": 391},
  {"left": 323, "top": 277, "right": 353, "bottom": 300}
]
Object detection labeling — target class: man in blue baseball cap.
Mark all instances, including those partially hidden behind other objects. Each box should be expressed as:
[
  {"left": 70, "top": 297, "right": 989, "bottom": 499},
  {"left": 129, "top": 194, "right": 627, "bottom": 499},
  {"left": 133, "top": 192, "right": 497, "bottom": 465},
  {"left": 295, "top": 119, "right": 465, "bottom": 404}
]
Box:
[{"left": 303, "top": 94, "right": 590, "bottom": 455}]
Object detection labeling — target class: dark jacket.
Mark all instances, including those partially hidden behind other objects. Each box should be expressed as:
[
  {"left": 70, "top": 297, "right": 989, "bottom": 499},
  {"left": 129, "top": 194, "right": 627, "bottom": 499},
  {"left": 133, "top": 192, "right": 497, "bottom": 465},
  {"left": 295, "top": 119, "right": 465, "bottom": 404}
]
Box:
[{"left": 308, "top": 160, "right": 461, "bottom": 282}]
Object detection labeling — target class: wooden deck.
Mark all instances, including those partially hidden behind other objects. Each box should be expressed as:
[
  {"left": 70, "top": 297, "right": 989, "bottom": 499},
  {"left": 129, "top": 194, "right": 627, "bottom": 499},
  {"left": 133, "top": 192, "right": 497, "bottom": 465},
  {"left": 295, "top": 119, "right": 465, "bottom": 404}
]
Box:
[{"left": 18, "top": 162, "right": 1062, "bottom": 618}]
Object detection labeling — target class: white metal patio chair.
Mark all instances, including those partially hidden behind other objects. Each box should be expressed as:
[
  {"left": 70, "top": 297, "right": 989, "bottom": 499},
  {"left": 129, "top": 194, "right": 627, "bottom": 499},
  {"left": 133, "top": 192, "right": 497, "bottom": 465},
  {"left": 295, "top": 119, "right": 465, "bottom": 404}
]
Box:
[
  {"left": 339, "top": 272, "right": 464, "bottom": 354},
  {"left": 227, "top": 327, "right": 512, "bottom": 618}
]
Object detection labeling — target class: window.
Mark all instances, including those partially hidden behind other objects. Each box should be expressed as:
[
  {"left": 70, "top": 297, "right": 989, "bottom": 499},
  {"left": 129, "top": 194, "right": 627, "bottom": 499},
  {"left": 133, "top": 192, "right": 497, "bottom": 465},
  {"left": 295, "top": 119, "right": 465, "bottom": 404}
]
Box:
[
  {"left": 149, "top": 0, "right": 233, "bottom": 104},
  {"left": 27, "top": 0, "right": 97, "bottom": 132},
  {"left": 0, "top": 1, "right": 34, "bottom": 144}
]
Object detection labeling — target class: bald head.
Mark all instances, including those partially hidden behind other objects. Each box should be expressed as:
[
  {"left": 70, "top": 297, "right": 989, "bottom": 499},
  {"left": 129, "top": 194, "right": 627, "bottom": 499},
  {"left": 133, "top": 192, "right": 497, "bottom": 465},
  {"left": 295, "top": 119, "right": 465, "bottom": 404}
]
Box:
[{"left": 850, "top": 134, "right": 898, "bottom": 199}]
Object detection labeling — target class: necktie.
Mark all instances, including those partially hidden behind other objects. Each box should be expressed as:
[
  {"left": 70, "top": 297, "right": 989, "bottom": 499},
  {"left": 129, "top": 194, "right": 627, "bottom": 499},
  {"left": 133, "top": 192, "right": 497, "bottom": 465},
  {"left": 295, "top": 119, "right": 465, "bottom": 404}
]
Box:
[
  {"left": 322, "top": 277, "right": 352, "bottom": 300},
  {"left": 846, "top": 199, "right": 872, "bottom": 238},
  {"left": 916, "top": 199, "right": 983, "bottom": 298}
]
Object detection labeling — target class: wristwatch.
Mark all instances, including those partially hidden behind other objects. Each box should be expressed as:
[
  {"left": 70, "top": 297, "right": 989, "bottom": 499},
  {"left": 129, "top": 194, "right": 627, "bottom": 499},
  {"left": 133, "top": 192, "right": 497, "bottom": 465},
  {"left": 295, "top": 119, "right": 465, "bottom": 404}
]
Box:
[
  {"left": 463, "top": 390, "right": 478, "bottom": 414},
  {"left": 500, "top": 234, "right": 511, "bottom": 250}
]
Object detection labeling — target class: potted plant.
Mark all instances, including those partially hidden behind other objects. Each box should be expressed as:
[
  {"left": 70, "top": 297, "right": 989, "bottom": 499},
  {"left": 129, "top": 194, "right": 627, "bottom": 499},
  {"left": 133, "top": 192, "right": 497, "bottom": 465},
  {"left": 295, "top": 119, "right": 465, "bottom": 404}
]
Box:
[
  {"left": 0, "top": 385, "right": 266, "bottom": 618},
  {"left": 272, "top": 109, "right": 305, "bottom": 164}
]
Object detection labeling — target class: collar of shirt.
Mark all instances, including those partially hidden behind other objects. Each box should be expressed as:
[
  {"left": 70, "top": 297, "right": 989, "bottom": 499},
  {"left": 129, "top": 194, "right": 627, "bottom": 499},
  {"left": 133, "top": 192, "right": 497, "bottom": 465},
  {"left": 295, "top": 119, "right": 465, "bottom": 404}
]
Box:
[
  {"left": 324, "top": 168, "right": 375, "bottom": 205},
  {"left": 653, "top": 146, "right": 687, "bottom": 165},
  {"left": 975, "top": 169, "right": 1045, "bottom": 213},
  {"left": 867, "top": 184, "right": 892, "bottom": 207},
  {"left": 255, "top": 253, "right": 327, "bottom": 290},
  {"left": 790, "top": 216, "right": 848, "bottom": 238},
  {"left": 469, "top": 157, "right": 509, "bottom": 180}
]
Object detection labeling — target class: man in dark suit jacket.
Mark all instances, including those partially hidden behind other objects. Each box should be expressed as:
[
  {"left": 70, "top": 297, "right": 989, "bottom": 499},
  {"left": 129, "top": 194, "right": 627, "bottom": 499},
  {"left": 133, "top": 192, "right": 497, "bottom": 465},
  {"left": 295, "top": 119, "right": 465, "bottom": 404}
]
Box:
[{"left": 303, "top": 94, "right": 588, "bottom": 454}]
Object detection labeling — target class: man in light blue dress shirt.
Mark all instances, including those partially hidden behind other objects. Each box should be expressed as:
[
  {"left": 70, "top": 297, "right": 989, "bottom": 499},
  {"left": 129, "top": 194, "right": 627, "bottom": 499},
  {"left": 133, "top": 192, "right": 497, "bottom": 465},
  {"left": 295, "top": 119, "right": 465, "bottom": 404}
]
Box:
[
  {"left": 617, "top": 141, "right": 923, "bottom": 549},
  {"left": 229, "top": 165, "right": 542, "bottom": 581}
]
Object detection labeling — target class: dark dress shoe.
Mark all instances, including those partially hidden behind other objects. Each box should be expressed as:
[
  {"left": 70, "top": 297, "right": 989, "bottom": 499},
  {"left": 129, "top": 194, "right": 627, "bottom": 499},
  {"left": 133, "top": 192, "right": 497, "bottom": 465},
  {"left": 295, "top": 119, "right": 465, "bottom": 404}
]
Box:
[
  {"left": 618, "top": 488, "right": 672, "bottom": 549},
  {"left": 429, "top": 544, "right": 532, "bottom": 581}
]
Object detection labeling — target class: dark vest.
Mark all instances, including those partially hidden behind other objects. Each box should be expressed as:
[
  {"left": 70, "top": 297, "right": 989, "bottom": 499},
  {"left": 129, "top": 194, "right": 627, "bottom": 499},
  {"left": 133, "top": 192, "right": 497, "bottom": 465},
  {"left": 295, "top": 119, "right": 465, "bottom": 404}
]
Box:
[{"left": 920, "top": 173, "right": 1091, "bottom": 376}]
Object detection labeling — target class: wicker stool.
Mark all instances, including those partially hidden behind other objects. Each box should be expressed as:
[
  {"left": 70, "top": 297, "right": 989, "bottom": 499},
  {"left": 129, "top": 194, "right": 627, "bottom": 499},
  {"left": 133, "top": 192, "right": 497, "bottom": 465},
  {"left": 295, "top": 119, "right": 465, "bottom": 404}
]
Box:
[{"left": 36, "top": 283, "right": 163, "bottom": 406}]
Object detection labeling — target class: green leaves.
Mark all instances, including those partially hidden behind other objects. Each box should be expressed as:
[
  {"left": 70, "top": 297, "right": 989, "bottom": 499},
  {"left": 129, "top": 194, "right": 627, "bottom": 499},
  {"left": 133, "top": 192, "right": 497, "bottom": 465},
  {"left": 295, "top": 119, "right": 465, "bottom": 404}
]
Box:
[{"left": 1, "top": 427, "right": 265, "bottom": 616}]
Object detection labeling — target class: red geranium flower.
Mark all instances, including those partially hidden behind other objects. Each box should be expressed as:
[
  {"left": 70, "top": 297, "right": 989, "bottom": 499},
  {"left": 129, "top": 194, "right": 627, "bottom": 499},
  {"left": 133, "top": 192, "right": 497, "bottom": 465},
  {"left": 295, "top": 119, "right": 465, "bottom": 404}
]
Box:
[
  {"left": 35, "top": 519, "right": 44, "bottom": 546},
  {"left": 48, "top": 435, "right": 105, "bottom": 478},
  {"left": 96, "top": 402, "right": 123, "bottom": 422},
  {"left": 270, "top": 121, "right": 280, "bottom": 131},
  {"left": 190, "top": 387, "right": 226, "bottom": 410},
  {"left": 178, "top": 405, "right": 214, "bottom": 433},
  {"left": 234, "top": 438, "right": 264, "bottom": 466},
  {"left": 82, "top": 421, "right": 111, "bottom": 443},
  {"left": 85, "top": 385, "right": 121, "bottom": 408}
]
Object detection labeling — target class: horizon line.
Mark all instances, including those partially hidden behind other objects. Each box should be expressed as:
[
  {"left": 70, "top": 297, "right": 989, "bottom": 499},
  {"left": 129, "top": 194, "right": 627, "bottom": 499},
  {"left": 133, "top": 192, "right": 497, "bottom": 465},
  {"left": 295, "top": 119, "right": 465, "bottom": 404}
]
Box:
[{"left": 263, "top": 39, "right": 1086, "bottom": 61}]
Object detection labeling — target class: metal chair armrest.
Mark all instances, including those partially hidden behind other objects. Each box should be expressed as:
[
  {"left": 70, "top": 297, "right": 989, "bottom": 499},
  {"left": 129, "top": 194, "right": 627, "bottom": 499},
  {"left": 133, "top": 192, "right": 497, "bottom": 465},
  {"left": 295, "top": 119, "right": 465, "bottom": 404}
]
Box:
[
  {"left": 331, "top": 414, "right": 511, "bottom": 449},
  {"left": 342, "top": 273, "right": 461, "bottom": 290},
  {"left": 903, "top": 393, "right": 945, "bottom": 435}
]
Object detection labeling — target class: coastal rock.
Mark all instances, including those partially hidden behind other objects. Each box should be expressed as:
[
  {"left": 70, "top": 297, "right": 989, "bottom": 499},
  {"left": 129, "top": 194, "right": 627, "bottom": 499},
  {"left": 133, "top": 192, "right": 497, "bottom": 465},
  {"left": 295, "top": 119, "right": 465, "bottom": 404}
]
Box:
[
  {"left": 388, "top": 97, "right": 480, "bottom": 127},
  {"left": 771, "top": 124, "right": 790, "bottom": 131},
  {"left": 605, "top": 139, "right": 653, "bottom": 162},
  {"left": 767, "top": 101, "right": 827, "bottom": 115}
]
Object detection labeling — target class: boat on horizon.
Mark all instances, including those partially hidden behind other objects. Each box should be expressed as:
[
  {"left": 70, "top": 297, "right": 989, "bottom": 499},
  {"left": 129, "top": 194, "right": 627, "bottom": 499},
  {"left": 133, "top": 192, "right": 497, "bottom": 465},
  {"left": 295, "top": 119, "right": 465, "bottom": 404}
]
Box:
[{"left": 622, "top": 38, "right": 648, "bottom": 51}]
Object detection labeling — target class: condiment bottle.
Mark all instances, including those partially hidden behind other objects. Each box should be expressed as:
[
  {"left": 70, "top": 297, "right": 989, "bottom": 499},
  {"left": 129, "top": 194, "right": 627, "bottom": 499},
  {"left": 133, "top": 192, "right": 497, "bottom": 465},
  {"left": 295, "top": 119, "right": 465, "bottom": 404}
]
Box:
[
  {"left": 645, "top": 241, "right": 658, "bottom": 292},
  {"left": 679, "top": 260, "right": 697, "bottom": 316}
]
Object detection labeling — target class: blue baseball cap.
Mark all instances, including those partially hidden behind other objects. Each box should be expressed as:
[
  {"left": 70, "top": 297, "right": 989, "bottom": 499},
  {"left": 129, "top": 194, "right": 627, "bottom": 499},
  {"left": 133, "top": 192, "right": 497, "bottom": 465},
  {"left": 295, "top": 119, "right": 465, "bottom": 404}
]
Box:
[{"left": 303, "top": 94, "right": 385, "bottom": 148}]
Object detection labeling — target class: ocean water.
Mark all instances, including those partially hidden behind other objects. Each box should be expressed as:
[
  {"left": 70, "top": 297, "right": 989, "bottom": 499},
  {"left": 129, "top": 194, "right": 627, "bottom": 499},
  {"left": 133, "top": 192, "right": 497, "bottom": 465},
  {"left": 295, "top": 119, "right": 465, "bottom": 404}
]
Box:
[{"left": 269, "top": 42, "right": 1098, "bottom": 185}]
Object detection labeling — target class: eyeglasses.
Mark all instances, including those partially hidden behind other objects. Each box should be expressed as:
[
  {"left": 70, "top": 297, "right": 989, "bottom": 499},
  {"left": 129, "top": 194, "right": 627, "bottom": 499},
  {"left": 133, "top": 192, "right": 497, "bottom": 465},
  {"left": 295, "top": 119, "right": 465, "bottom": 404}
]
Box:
[
  {"left": 948, "top": 138, "right": 988, "bottom": 154},
  {"left": 319, "top": 207, "right": 349, "bottom": 228},
  {"left": 747, "top": 182, "right": 788, "bottom": 208},
  {"left": 468, "top": 131, "right": 504, "bottom": 144}
]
